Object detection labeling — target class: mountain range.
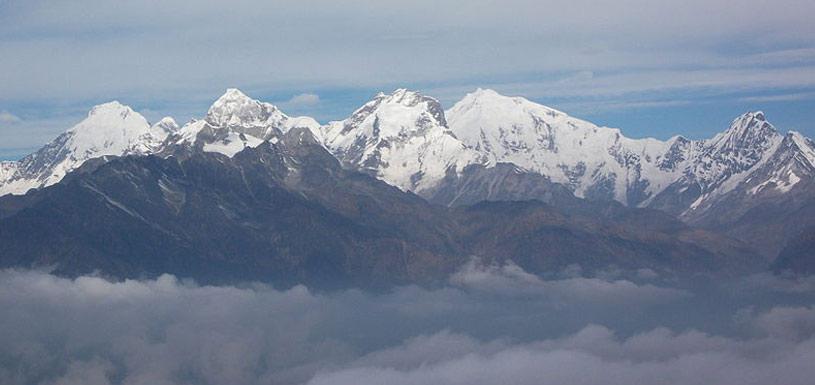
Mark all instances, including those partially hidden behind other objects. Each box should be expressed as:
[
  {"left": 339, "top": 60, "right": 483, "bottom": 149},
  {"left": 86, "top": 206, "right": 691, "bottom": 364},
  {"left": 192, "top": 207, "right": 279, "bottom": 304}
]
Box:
[{"left": 1, "top": 88, "right": 812, "bottom": 285}]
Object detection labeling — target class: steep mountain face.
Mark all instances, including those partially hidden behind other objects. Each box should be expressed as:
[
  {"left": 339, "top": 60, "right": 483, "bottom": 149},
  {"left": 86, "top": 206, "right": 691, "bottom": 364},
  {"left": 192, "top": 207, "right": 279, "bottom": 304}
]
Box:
[
  {"left": 454, "top": 200, "right": 759, "bottom": 276},
  {"left": 0, "top": 89, "right": 324, "bottom": 198},
  {"left": 423, "top": 163, "right": 577, "bottom": 208},
  {"left": 169, "top": 88, "right": 322, "bottom": 157},
  {"left": 2, "top": 86, "right": 813, "bottom": 273},
  {"left": 445, "top": 88, "right": 681, "bottom": 205},
  {"left": 442, "top": 91, "right": 810, "bottom": 222},
  {"left": 0, "top": 128, "right": 463, "bottom": 288},
  {"left": 647, "top": 112, "right": 785, "bottom": 216},
  {"left": 0, "top": 102, "right": 176, "bottom": 196},
  {"left": 677, "top": 130, "right": 815, "bottom": 258},
  {"left": 321, "top": 89, "right": 481, "bottom": 193},
  {"left": 0, "top": 162, "right": 17, "bottom": 182},
  {"left": 775, "top": 222, "right": 815, "bottom": 274},
  {"left": 441, "top": 91, "right": 815, "bottom": 261},
  {"left": 0, "top": 127, "right": 762, "bottom": 287}
]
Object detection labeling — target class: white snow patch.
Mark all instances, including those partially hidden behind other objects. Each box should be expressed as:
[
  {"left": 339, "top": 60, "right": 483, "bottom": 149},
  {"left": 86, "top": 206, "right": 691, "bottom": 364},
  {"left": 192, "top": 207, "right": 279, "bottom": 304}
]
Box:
[{"left": 202, "top": 133, "right": 264, "bottom": 157}]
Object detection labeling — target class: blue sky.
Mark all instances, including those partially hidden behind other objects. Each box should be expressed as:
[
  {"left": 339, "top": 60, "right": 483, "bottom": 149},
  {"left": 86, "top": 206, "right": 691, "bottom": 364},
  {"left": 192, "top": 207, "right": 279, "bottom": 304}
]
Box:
[{"left": 1, "top": 0, "right": 814, "bottom": 160}]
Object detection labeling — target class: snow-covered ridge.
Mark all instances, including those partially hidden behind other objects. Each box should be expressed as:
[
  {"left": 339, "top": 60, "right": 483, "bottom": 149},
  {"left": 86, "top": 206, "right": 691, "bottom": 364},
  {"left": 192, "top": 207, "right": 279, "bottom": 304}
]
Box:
[
  {"left": 1, "top": 87, "right": 811, "bottom": 219},
  {"left": 685, "top": 111, "right": 785, "bottom": 198},
  {"left": 0, "top": 162, "right": 17, "bottom": 182},
  {"left": 0, "top": 101, "right": 174, "bottom": 196},
  {"left": 742, "top": 130, "right": 815, "bottom": 196},
  {"left": 446, "top": 88, "right": 682, "bottom": 204},
  {"left": 174, "top": 89, "right": 322, "bottom": 157},
  {"left": 320, "top": 89, "right": 480, "bottom": 192}
]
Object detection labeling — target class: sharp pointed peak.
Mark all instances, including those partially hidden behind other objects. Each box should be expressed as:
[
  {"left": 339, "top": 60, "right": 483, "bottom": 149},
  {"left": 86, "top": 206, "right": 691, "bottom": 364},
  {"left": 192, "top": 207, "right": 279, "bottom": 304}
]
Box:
[
  {"left": 726, "top": 110, "right": 775, "bottom": 134},
  {"left": 220, "top": 87, "right": 251, "bottom": 99},
  {"left": 707, "top": 110, "right": 779, "bottom": 151},
  {"left": 210, "top": 88, "right": 261, "bottom": 107},
  {"left": 206, "top": 88, "right": 283, "bottom": 127},
  {"left": 784, "top": 130, "right": 814, "bottom": 146},
  {"left": 732, "top": 110, "right": 767, "bottom": 123}
]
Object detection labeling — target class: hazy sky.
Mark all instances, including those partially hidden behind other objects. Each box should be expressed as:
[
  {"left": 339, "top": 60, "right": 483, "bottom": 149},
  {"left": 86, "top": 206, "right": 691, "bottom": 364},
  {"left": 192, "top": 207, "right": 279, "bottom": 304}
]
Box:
[{"left": 1, "top": 0, "right": 814, "bottom": 159}]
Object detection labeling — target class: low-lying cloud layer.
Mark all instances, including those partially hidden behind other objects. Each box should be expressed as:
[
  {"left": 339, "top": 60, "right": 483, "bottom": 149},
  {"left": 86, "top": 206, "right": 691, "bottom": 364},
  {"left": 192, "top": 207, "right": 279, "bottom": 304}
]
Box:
[
  {"left": 1, "top": 263, "right": 814, "bottom": 385},
  {"left": 308, "top": 323, "right": 815, "bottom": 385}
]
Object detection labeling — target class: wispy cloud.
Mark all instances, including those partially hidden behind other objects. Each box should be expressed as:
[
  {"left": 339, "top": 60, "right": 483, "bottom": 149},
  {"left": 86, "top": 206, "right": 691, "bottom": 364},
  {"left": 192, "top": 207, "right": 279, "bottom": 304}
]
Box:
[
  {"left": 0, "top": 111, "right": 21, "bottom": 124},
  {"left": 739, "top": 91, "right": 815, "bottom": 103},
  {"left": 286, "top": 93, "right": 321, "bottom": 107},
  {"left": 1, "top": 0, "right": 814, "bottom": 150}
]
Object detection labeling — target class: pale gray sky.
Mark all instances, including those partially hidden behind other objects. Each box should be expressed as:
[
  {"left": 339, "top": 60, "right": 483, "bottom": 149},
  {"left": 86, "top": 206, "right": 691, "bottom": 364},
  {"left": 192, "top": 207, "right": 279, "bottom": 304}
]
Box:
[{"left": 1, "top": 0, "right": 814, "bottom": 158}]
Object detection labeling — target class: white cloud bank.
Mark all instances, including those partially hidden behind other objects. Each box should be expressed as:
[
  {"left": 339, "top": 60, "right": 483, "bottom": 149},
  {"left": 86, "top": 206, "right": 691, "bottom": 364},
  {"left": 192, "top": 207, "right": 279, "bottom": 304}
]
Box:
[
  {"left": 0, "top": 266, "right": 813, "bottom": 385},
  {"left": 308, "top": 322, "right": 815, "bottom": 385}
]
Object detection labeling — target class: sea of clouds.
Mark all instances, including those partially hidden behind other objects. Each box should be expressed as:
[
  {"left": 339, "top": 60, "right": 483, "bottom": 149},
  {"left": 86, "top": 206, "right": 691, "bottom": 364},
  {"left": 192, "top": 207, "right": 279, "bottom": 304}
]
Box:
[{"left": 2, "top": 260, "right": 815, "bottom": 385}]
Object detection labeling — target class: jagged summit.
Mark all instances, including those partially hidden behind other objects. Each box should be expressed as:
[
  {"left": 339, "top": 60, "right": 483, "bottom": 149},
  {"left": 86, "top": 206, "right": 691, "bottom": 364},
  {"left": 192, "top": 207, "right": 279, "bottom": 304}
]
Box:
[
  {"left": 3, "top": 87, "right": 815, "bottom": 270},
  {"left": 170, "top": 89, "right": 323, "bottom": 158},
  {"left": 387, "top": 88, "right": 437, "bottom": 106},
  {"left": 1, "top": 87, "right": 811, "bottom": 226},
  {"left": 707, "top": 111, "right": 778, "bottom": 153},
  {"left": 686, "top": 111, "right": 783, "bottom": 194},
  {"left": 320, "top": 88, "right": 478, "bottom": 192},
  {"left": 340, "top": 89, "right": 448, "bottom": 134},
  {"left": 447, "top": 88, "right": 678, "bottom": 204},
  {"left": 205, "top": 88, "right": 285, "bottom": 129}
]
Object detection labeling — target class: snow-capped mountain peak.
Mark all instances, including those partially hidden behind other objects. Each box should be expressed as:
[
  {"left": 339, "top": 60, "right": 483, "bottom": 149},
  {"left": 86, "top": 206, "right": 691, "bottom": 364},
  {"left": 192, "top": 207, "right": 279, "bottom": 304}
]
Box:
[
  {"left": 686, "top": 112, "right": 783, "bottom": 196},
  {"left": 173, "top": 89, "right": 323, "bottom": 158},
  {"left": 0, "top": 101, "right": 171, "bottom": 196},
  {"left": 335, "top": 88, "right": 449, "bottom": 138},
  {"left": 707, "top": 111, "right": 778, "bottom": 153},
  {"left": 58, "top": 101, "right": 164, "bottom": 157},
  {"left": 447, "top": 88, "right": 677, "bottom": 204},
  {"left": 0, "top": 161, "right": 17, "bottom": 182},
  {"left": 787, "top": 131, "right": 815, "bottom": 169},
  {"left": 205, "top": 88, "right": 285, "bottom": 129},
  {"left": 87, "top": 100, "right": 136, "bottom": 118},
  {"left": 321, "top": 89, "right": 480, "bottom": 192},
  {"left": 446, "top": 88, "right": 586, "bottom": 159}
]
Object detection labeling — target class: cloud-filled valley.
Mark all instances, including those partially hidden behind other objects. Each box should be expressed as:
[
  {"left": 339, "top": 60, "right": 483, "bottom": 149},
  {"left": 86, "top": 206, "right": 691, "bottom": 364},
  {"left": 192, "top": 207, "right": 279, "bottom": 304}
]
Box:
[{"left": 2, "top": 261, "right": 814, "bottom": 385}]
